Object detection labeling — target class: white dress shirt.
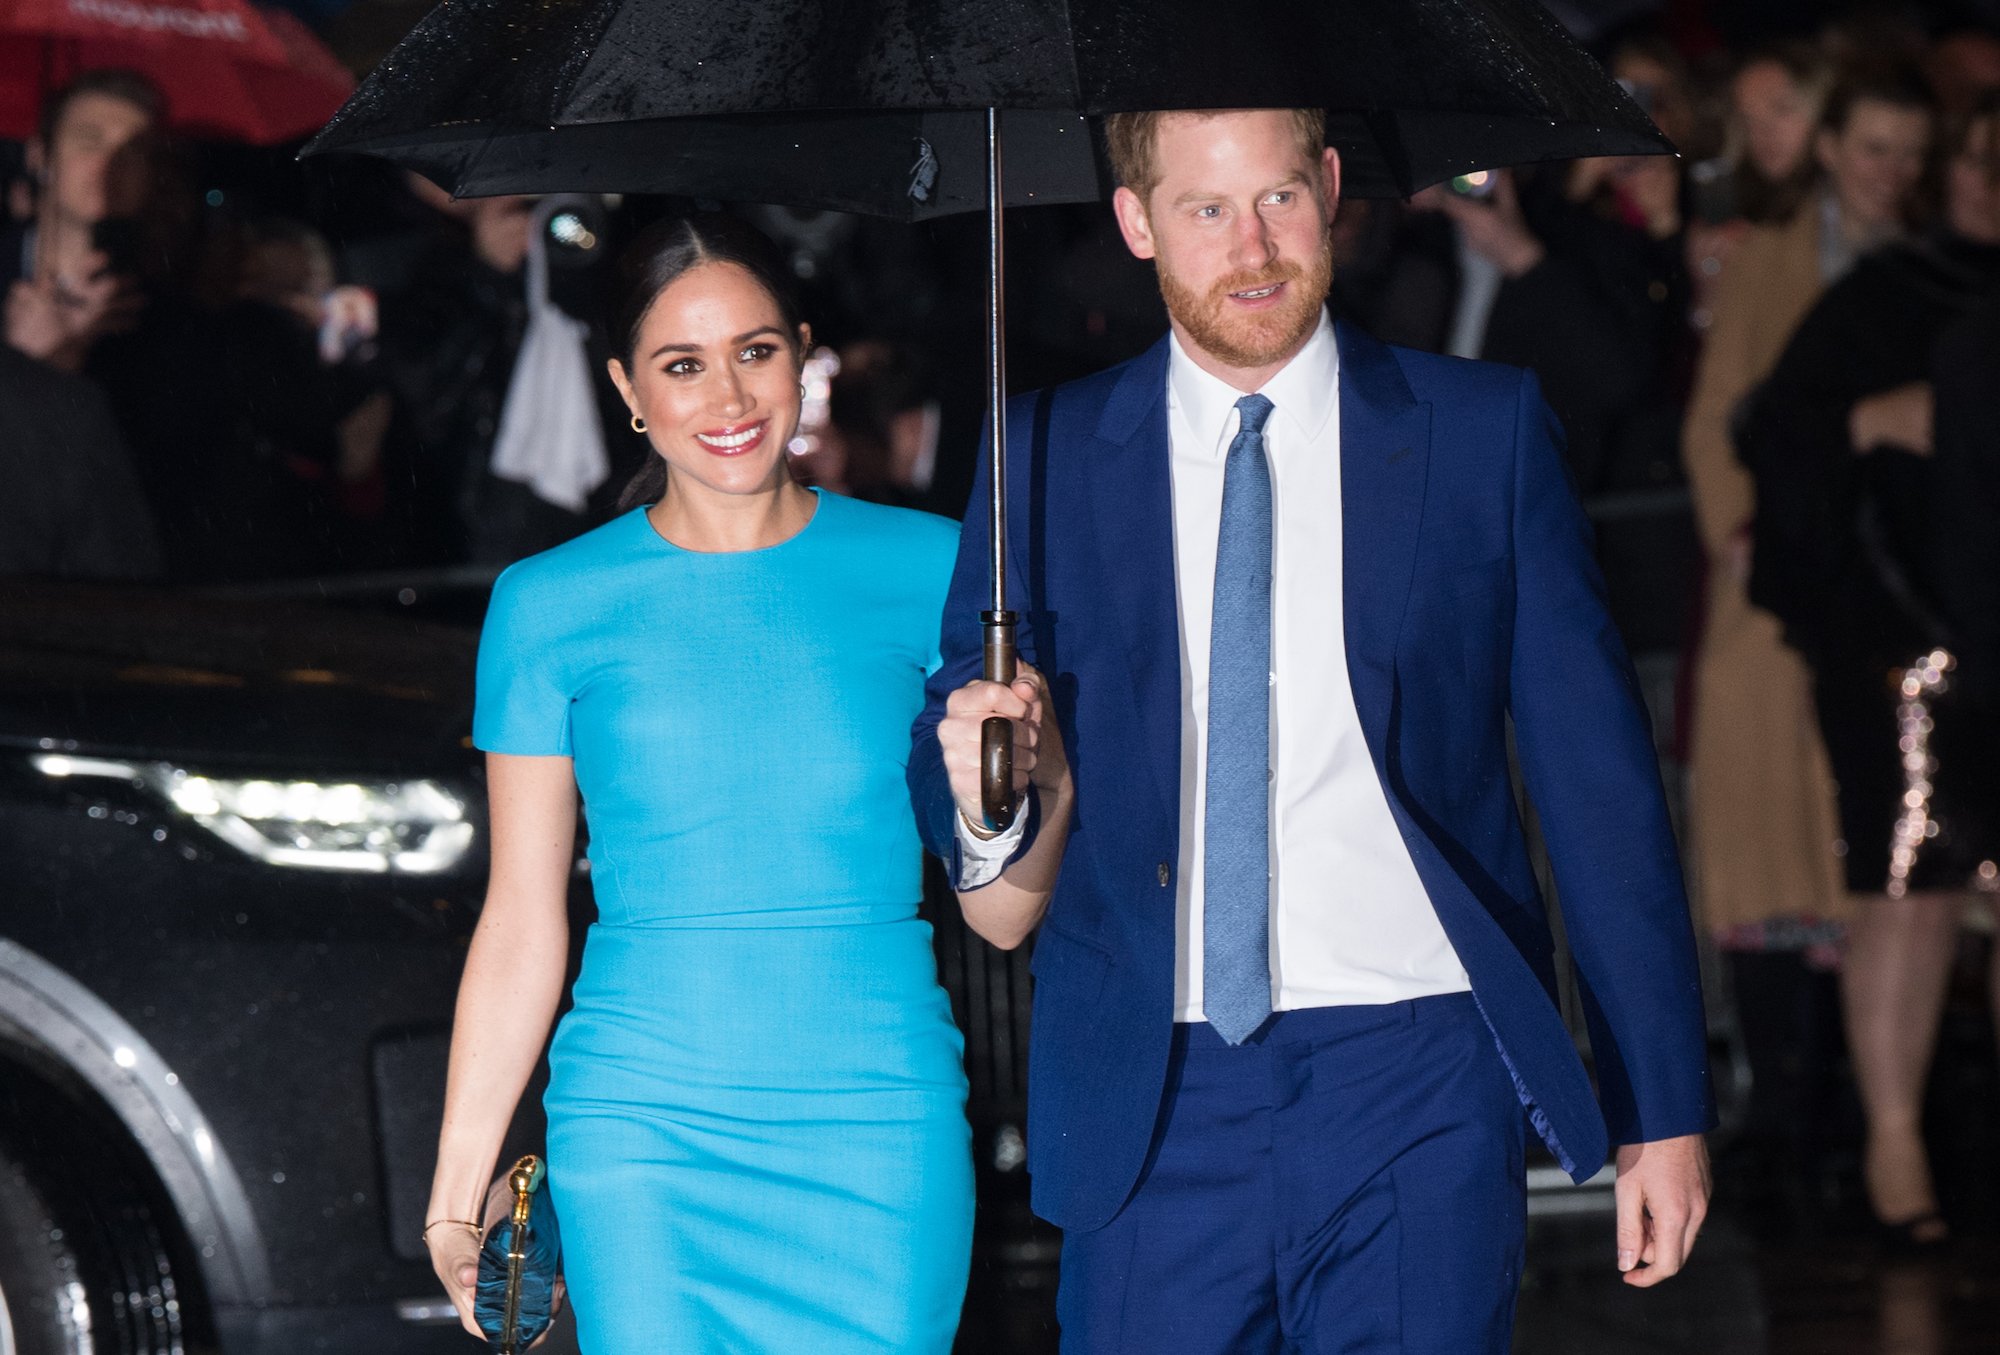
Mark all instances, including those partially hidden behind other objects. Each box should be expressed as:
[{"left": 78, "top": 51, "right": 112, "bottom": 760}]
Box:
[{"left": 960, "top": 312, "right": 1469, "bottom": 1020}]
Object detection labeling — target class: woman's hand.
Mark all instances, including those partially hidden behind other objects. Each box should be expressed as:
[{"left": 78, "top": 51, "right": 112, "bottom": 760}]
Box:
[
  {"left": 428, "top": 1175, "right": 570, "bottom": 1347},
  {"left": 424, "top": 1220, "right": 484, "bottom": 1338}
]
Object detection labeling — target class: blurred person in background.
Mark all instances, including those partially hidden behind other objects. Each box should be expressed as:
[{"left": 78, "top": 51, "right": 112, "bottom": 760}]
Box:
[
  {"left": 3, "top": 70, "right": 223, "bottom": 582},
  {"left": 1356, "top": 31, "right": 1703, "bottom": 664},
  {"left": 1722, "top": 42, "right": 1835, "bottom": 226},
  {"left": 0, "top": 70, "right": 163, "bottom": 581},
  {"left": 1400, "top": 149, "right": 1694, "bottom": 657},
  {"left": 1681, "top": 67, "right": 1935, "bottom": 1215},
  {"left": 1813, "top": 71, "right": 1941, "bottom": 273},
  {"left": 0, "top": 341, "right": 159, "bottom": 580},
  {"left": 1740, "top": 91, "right": 2000, "bottom": 1251},
  {"left": 1928, "top": 295, "right": 2000, "bottom": 703},
  {"left": 815, "top": 340, "right": 940, "bottom": 510},
  {"left": 3, "top": 69, "right": 162, "bottom": 373},
  {"left": 184, "top": 214, "right": 391, "bottom": 580},
  {"left": 1922, "top": 293, "right": 2000, "bottom": 1245},
  {"left": 378, "top": 182, "right": 633, "bottom": 566},
  {"left": 1684, "top": 40, "right": 1832, "bottom": 314},
  {"left": 1609, "top": 30, "right": 1703, "bottom": 156},
  {"left": 377, "top": 186, "right": 534, "bottom": 562},
  {"left": 1925, "top": 26, "right": 2000, "bottom": 119}
]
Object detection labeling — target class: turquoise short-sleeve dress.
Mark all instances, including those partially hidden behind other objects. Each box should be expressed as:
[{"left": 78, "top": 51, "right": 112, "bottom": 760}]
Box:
[{"left": 474, "top": 489, "right": 973, "bottom": 1353}]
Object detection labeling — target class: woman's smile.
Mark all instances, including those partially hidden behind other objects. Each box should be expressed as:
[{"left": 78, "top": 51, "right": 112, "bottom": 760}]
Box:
[{"left": 694, "top": 419, "right": 770, "bottom": 455}]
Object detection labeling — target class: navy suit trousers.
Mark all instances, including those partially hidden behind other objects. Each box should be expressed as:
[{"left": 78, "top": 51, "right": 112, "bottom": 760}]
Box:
[{"left": 1056, "top": 994, "right": 1528, "bottom": 1354}]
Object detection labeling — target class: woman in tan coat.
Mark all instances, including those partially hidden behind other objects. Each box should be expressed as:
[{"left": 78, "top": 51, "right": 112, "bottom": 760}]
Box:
[
  {"left": 1683, "top": 69, "right": 1933, "bottom": 1200},
  {"left": 1687, "top": 192, "right": 1845, "bottom": 929}
]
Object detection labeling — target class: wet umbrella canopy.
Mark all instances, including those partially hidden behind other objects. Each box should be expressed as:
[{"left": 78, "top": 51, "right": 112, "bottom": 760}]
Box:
[
  {"left": 309, "top": 0, "right": 1669, "bottom": 825},
  {"left": 310, "top": 0, "right": 1667, "bottom": 206}
]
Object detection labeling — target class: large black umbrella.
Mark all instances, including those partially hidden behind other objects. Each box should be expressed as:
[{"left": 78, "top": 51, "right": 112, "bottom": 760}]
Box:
[
  {"left": 311, "top": 0, "right": 1666, "bottom": 206},
  {"left": 309, "top": 0, "right": 1668, "bottom": 826}
]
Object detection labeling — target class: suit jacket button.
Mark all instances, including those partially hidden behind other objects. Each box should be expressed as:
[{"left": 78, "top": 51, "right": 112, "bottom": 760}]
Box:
[{"left": 1157, "top": 862, "right": 1171, "bottom": 887}]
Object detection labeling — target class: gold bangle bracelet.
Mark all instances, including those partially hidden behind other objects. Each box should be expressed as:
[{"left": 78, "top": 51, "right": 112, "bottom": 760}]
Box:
[{"left": 421, "top": 1217, "right": 481, "bottom": 1242}]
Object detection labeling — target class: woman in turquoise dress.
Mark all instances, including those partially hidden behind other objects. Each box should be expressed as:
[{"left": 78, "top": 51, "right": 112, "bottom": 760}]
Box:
[{"left": 420, "top": 214, "right": 974, "bottom": 1352}]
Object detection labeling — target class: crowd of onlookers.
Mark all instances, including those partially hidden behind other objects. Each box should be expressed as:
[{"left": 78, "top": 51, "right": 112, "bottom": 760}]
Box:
[
  {"left": 0, "top": 72, "right": 987, "bottom": 583},
  {"left": 5, "top": 0, "right": 2000, "bottom": 1253}
]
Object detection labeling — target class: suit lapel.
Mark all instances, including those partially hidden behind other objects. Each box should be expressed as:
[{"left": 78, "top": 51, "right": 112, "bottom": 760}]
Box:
[
  {"left": 1080, "top": 338, "right": 1182, "bottom": 831},
  {"left": 1337, "top": 322, "right": 1433, "bottom": 754}
]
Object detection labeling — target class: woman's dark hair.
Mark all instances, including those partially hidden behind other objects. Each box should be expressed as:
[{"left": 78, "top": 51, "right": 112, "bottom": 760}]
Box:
[{"left": 612, "top": 213, "right": 807, "bottom": 510}]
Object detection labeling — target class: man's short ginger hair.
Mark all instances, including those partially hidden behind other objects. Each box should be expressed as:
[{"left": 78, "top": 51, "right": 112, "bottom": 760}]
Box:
[{"left": 1104, "top": 108, "right": 1328, "bottom": 203}]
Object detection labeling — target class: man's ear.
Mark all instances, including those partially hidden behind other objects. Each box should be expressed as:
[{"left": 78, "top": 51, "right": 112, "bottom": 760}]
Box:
[
  {"left": 1112, "top": 185, "right": 1157, "bottom": 260},
  {"left": 1320, "top": 146, "right": 1343, "bottom": 222}
]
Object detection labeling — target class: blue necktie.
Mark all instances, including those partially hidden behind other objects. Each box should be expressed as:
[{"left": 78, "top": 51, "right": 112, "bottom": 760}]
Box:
[{"left": 1203, "top": 393, "right": 1275, "bottom": 1045}]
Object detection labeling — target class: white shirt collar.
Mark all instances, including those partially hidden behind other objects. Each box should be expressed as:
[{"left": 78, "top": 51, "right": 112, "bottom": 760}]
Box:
[{"left": 1166, "top": 307, "right": 1339, "bottom": 457}]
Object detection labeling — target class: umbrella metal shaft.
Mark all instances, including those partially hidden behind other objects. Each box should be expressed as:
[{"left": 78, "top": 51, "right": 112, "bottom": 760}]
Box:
[
  {"left": 986, "top": 107, "right": 1009, "bottom": 616},
  {"left": 979, "top": 106, "right": 1019, "bottom": 831}
]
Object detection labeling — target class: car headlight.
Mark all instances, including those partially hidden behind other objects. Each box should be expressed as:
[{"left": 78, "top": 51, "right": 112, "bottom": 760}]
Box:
[{"left": 32, "top": 755, "right": 476, "bottom": 875}]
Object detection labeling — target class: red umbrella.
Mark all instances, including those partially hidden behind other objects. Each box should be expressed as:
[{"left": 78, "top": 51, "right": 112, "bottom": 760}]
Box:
[{"left": 0, "top": 0, "right": 353, "bottom": 144}]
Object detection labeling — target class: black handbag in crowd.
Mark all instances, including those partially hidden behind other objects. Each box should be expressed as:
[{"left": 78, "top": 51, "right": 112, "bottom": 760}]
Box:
[{"left": 474, "top": 1155, "right": 564, "bottom": 1353}]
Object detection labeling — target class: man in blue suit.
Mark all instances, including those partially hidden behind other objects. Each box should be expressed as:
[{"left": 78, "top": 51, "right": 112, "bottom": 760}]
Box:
[{"left": 909, "top": 107, "right": 1712, "bottom": 1353}]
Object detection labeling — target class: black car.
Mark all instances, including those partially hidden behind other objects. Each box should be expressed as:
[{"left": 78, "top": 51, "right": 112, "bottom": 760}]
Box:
[{"left": 0, "top": 574, "right": 1048, "bottom": 1355}]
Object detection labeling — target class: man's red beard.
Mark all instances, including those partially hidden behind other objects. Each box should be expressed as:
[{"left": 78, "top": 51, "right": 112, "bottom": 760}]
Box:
[{"left": 1156, "top": 237, "right": 1334, "bottom": 370}]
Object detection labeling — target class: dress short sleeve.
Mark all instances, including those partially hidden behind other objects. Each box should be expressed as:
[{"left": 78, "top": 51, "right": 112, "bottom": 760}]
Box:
[
  {"left": 911, "top": 512, "right": 959, "bottom": 680},
  {"left": 474, "top": 564, "right": 575, "bottom": 757}
]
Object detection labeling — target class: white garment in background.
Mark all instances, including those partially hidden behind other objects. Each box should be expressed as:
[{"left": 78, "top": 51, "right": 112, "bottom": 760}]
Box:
[{"left": 489, "top": 197, "right": 610, "bottom": 512}]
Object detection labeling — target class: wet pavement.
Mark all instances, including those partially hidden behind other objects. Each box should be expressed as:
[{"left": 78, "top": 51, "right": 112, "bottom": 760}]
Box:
[
  {"left": 954, "top": 1206, "right": 2000, "bottom": 1353},
  {"left": 1516, "top": 1219, "right": 2000, "bottom": 1354}
]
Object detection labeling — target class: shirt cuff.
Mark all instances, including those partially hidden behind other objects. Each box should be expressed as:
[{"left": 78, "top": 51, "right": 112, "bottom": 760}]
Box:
[{"left": 953, "top": 801, "right": 1031, "bottom": 889}]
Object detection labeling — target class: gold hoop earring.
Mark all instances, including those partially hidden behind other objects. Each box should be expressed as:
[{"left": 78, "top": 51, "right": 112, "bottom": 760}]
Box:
[{"left": 630, "top": 414, "right": 647, "bottom": 434}]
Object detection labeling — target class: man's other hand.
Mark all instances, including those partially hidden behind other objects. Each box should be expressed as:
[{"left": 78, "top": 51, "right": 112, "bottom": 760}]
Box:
[{"left": 1613, "top": 1133, "right": 1711, "bottom": 1287}]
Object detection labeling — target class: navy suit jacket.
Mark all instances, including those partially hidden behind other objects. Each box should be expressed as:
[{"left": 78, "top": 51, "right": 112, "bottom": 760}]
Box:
[{"left": 909, "top": 321, "right": 1714, "bottom": 1234}]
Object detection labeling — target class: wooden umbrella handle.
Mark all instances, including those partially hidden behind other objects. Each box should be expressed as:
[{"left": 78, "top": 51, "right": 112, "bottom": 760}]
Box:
[
  {"left": 980, "top": 609, "right": 1018, "bottom": 832},
  {"left": 980, "top": 718, "right": 1014, "bottom": 832}
]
